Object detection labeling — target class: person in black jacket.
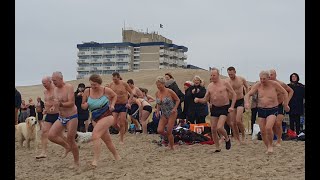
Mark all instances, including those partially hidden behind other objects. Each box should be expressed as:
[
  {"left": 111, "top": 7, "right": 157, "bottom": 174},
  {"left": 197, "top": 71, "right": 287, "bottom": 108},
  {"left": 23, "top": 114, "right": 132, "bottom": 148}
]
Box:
[
  {"left": 287, "top": 73, "right": 305, "bottom": 134},
  {"left": 36, "top": 97, "right": 45, "bottom": 129},
  {"left": 183, "top": 76, "right": 208, "bottom": 124},
  {"left": 164, "top": 73, "right": 185, "bottom": 119},
  {"left": 75, "top": 83, "right": 90, "bottom": 132}
]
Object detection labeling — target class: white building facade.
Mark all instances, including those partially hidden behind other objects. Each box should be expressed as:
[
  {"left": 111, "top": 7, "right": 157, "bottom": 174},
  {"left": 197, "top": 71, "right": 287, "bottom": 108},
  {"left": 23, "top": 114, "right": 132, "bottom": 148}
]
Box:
[{"left": 76, "top": 41, "right": 188, "bottom": 79}]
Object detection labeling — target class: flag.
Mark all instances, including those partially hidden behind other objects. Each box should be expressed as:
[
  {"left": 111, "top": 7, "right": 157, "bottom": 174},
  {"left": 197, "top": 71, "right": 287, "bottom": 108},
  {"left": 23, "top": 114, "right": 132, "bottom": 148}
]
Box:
[{"left": 160, "top": 24, "right": 163, "bottom": 28}]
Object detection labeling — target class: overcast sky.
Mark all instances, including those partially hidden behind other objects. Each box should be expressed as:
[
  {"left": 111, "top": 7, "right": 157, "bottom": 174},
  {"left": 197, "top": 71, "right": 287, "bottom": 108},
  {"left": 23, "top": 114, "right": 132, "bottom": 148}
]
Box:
[{"left": 15, "top": 0, "right": 305, "bottom": 86}]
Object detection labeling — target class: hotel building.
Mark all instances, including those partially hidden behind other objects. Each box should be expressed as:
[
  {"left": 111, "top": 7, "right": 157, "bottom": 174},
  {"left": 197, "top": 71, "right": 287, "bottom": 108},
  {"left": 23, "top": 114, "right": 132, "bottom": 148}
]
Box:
[{"left": 76, "top": 29, "right": 188, "bottom": 79}]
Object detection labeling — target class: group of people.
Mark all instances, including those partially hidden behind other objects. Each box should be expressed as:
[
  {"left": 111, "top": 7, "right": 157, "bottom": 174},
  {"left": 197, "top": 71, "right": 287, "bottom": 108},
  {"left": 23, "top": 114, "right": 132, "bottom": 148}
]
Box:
[{"left": 14, "top": 67, "right": 305, "bottom": 168}]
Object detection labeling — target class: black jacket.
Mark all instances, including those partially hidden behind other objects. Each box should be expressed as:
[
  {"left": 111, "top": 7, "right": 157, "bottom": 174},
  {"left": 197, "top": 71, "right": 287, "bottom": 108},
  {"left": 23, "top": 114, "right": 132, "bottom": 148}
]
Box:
[
  {"left": 183, "top": 85, "right": 208, "bottom": 120},
  {"left": 165, "top": 79, "right": 185, "bottom": 118},
  {"left": 287, "top": 82, "right": 305, "bottom": 115}
]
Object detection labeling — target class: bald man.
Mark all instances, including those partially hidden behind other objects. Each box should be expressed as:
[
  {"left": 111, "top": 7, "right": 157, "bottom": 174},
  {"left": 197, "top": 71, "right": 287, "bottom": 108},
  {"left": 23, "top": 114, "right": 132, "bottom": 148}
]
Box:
[
  {"left": 47, "top": 71, "right": 79, "bottom": 168},
  {"left": 269, "top": 69, "right": 293, "bottom": 146},
  {"left": 36, "top": 76, "right": 68, "bottom": 159}
]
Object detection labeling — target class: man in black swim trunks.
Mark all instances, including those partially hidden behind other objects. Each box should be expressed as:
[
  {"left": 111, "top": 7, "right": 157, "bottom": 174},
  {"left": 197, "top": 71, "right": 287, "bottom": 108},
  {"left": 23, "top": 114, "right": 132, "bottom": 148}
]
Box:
[
  {"left": 195, "top": 68, "right": 236, "bottom": 152},
  {"left": 36, "top": 76, "right": 68, "bottom": 159},
  {"left": 244, "top": 70, "right": 290, "bottom": 154},
  {"left": 226, "top": 66, "right": 249, "bottom": 145}
]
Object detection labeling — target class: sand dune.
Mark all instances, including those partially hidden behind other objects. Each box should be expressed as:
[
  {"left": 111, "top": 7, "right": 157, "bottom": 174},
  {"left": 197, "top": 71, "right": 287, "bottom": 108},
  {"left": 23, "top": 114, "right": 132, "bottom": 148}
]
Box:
[{"left": 16, "top": 69, "right": 226, "bottom": 102}]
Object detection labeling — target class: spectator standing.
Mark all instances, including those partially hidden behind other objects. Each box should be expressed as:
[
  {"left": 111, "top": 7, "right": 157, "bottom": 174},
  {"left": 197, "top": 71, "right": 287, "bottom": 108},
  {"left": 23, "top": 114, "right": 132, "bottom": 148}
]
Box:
[{"left": 287, "top": 73, "right": 305, "bottom": 134}]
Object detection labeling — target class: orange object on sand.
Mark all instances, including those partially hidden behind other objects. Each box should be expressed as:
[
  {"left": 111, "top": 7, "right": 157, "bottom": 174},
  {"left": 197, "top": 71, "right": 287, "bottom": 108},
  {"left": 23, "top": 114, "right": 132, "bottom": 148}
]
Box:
[{"left": 189, "top": 123, "right": 210, "bottom": 134}]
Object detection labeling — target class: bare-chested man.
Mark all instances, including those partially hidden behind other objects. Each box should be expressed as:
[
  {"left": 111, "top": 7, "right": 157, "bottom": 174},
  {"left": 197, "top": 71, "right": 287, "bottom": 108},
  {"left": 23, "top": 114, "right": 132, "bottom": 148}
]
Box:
[
  {"left": 269, "top": 69, "right": 293, "bottom": 146},
  {"left": 36, "top": 76, "right": 68, "bottom": 159},
  {"left": 244, "top": 70, "right": 289, "bottom": 154},
  {"left": 47, "top": 71, "right": 79, "bottom": 168},
  {"left": 127, "top": 79, "right": 144, "bottom": 132},
  {"left": 226, "top": 66, "right": 249, "bottom": 144},
  {"left": 195, "top": 68, "right": 236, "bottom": 152},
  {"left": 109, "top": 72, "right": 134, "bottom": 144}
]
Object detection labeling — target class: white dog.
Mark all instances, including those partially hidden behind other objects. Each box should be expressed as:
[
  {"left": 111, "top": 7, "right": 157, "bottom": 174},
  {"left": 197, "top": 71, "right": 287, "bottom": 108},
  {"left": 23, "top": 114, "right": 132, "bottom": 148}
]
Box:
[{"left": 15, "top": 116, "right": 39, "bottom": 149}]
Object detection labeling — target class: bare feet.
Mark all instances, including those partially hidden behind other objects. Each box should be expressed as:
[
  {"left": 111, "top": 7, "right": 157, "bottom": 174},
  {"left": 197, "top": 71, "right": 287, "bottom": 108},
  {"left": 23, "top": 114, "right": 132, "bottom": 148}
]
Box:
[
  {"left": 36, "top": 154, "right": 47, "bottom": 159},
  {"left": 114, "top": 155, "right": 121, "bottom": 161},
  {"left": 274, "top": 139, "right": 282, "bottom": 147},
  {"left": 119, "top": 141, "right": 124, "bottom": 145},
  {"left": 62, "top": 146, "right": 71, "bottom": 158},
  {"left": 69, "top": 162, "right": 80, "bottom": 169},
  {"left": 266, "top": 147, "right": 274, "bottom": 154}
]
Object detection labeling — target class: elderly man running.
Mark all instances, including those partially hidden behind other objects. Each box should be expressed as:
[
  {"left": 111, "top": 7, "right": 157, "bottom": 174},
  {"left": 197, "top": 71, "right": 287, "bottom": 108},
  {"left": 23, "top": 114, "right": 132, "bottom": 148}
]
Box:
[
  {"left": 244, "top": 70, "right": 289, "bottom": 154},
  {"left": 47, "top": 71, "right": 79, "bottom": 168}
]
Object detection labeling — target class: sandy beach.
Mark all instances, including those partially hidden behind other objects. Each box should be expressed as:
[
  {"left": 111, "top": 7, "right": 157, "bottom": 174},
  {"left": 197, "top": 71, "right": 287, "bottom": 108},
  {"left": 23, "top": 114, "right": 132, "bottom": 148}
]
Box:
[{"left": 15, "top": 131, "right": 305, "bottom": 180}]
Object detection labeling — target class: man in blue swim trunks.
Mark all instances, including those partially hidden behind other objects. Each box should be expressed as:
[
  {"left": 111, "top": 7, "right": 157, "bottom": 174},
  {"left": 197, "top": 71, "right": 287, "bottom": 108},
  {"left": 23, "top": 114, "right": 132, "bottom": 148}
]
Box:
[
  {"left": 244, "top": 70, "right": 290, "bottom": 154},
  {"left": 36, "top": 76, "right": 68, "bottom": 159},
  {"left": 109, "top": 72, "right": 134, "bottom": 144},
  {"left": 47, "top": 71, "right": 79, "bottom": 168}
]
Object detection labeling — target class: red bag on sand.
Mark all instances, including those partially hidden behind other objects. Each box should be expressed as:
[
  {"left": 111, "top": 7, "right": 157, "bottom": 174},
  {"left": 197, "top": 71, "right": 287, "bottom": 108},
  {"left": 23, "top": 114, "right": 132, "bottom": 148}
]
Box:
[{"left": 287, "top": 129, "right": 297, "bottom": 138}]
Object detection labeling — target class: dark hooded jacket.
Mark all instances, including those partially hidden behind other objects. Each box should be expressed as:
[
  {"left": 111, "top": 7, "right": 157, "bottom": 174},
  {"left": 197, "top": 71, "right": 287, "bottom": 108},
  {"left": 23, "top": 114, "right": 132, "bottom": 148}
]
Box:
[{"left": 165, "top": 79, "right": 185, "bottom": 119}]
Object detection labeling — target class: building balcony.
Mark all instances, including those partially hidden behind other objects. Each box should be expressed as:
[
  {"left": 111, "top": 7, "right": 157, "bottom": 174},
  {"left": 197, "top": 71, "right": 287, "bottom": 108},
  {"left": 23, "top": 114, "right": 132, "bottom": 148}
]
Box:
[
  {"left": 77, "top": 59, "right": 90, "bottom": 64},
  {"left": 77, "top": 66, "right": 91, "bottom": 71},
  {"left": 133, "top": 61, "right": 140, "bottom": 65},
  {"left": 90, "top": 59, "right": 104, "bottom": 63}
]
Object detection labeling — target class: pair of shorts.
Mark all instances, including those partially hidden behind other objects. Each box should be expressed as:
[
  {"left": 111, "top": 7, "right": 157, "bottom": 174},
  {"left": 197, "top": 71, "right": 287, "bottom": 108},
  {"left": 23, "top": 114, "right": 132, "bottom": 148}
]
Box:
[
  {"left": 113, "top": 104, "right": 127, "bottom": 113},
  {"left": 210, "top": 105, "right": 230, "bottom": 117},
  {"left": 229, "top": 98, "right": 244, "bottom": 108},
  {"left": 258, "top": 106, "right": 278, "bottom": 118},
  {"left": 58, "top": 114, "right": 78, "bottom": 126},
  {"left": 45, "top": 113, "right": 59, "bottom": 124},
  {"left": 278, "top": 103, "right": 285, "bottom": 115},
  {"left": 128, "top": 104, "right": 139, "bottom": 115}
]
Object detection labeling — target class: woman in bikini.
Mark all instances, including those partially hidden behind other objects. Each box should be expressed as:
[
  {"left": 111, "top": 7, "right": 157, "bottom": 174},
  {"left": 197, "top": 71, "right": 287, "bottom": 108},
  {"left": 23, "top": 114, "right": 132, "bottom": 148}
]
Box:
[
  {"left": 155, "top": 76, "right": 180, "bottom": 150},
  {"left": 132, "top": 95, "right": 153, "bottom": 134},
  {"left": 81, "top": 74, "right": 121, "bottom": 167}
]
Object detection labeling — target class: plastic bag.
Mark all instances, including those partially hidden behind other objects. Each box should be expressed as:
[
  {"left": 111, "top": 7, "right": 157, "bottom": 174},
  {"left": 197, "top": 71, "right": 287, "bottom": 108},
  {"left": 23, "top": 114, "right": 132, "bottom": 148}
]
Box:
[{"left": 252, "top": 124, "right": 260, "bottom": 140}]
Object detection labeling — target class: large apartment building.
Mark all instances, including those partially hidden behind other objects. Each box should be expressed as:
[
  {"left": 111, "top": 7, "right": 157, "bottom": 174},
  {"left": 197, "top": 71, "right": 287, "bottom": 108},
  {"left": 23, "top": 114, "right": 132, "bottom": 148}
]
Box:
[{"left": 76, "top": 29, "right": 188, "bottom": 79}]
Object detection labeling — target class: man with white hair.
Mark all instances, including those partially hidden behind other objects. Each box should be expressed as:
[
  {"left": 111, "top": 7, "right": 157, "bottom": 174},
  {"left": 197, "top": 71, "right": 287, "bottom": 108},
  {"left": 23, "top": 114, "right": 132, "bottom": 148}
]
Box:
[
  {"left": 36, "top": 76, "right": 68, "bottom": 159},
  {"left": 47, "top": 71, "right": 79, "bottom": 168},
  {"left": 244, "top": 70, "right": 290, "bottom": 154},
  {"left": 269, "top": 69, "right": 293, "bottom": 146}
]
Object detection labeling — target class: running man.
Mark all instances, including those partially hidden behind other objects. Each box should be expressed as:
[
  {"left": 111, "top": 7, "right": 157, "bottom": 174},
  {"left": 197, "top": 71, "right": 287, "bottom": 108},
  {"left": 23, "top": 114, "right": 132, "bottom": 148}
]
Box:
[
  {"left": 36, "top": 76, "right": 68, "bottom": 159},
  {"left": 47, "top": 71, "right": 79, "bottom": 168},
  {"left": 195, "top": 68, "right": 236, "bottom": 152},
  {"left": 269, "top": 69, "right": 293, "bottom": 146},
  {"left": 109, "top": 72, "right": 134, "bottom": 144},
  {"left": 244, "top": 70, "right": 289, "bottom": 154},
  {"left": 226, "top": 66, "right": 249, "bottom": 144}
]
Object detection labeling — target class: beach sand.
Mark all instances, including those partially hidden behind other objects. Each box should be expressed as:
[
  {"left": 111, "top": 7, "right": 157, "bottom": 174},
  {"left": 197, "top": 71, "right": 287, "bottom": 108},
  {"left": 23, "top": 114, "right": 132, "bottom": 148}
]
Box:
[{"left": 15, "top": 132, "right": 305, "bottom": 180}]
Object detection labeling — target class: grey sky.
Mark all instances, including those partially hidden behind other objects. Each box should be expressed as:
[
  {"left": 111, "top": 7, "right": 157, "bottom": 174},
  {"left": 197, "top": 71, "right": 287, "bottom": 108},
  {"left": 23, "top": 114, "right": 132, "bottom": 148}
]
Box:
[{"left": 15, "top": 0, "right": 305, "bottom": 86}]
